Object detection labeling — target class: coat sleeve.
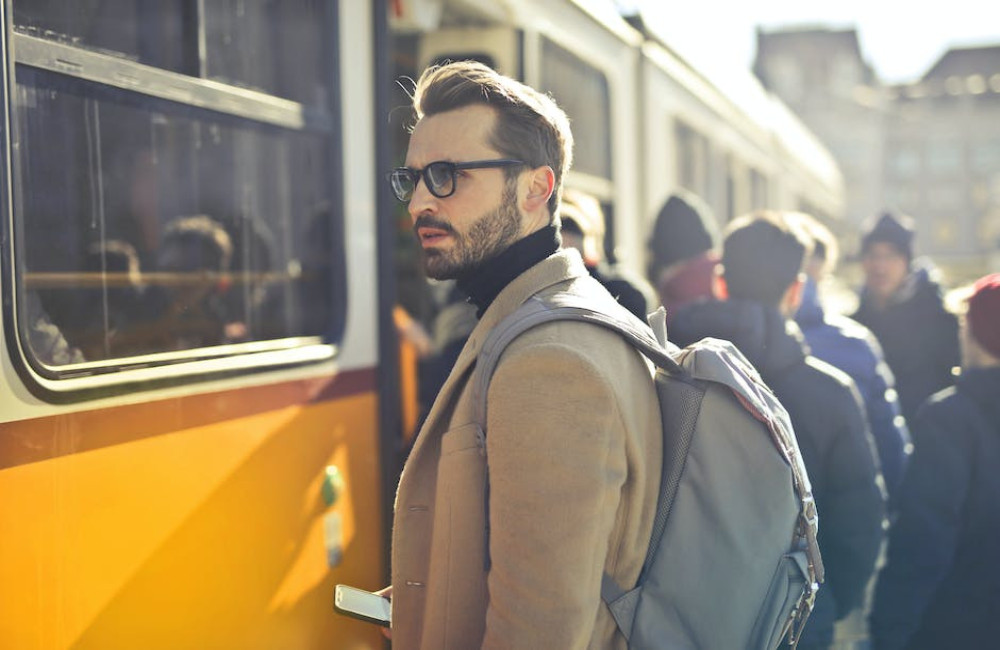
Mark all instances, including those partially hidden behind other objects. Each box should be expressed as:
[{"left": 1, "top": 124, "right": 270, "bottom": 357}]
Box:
[
  {"left": 480, "top": 339, "right": 628, "bottom": 649},
  {"left": 869, "top": 397, "right": 970, "bottom": 650},
  {"left": 931, "top": 309, "right": 961, "bottom": 390},
  {"left": 856, "top": 334, "right": 911, "bottom": 501},
  {"left": 815, "top": 380, "right": 887, "bottom": 619}
]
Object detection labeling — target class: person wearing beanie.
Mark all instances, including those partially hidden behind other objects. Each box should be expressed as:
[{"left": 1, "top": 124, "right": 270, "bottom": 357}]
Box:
[
  {"left": 870, "top": 273, "right": 1000, "bottom": 649},
  {"left": 646, "top": 190, "right": 721, "bottom": 322},
  {"left": 792, "top": 213, "right": 912, "bottom": 505},
  {"left": 852, "top": 211, "right": 960, "bottom": 422}
]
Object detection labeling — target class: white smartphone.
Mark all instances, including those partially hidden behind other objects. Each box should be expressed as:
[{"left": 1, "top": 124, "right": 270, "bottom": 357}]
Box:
[{"left": 334, "top": 584, "right": 391, "bottom": 627}]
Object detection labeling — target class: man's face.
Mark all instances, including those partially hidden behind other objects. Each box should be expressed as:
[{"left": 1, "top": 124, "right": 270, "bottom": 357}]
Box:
[
  {"left": 861, "top": 242, "right": 909, "bottom": 301},
  {"left": 404, "top": 105, "right": 524, "bottom": 280}
]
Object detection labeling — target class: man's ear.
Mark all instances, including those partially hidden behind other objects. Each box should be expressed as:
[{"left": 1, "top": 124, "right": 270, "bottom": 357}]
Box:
[
  {"left": 713, "top": 272, "right": 729, "bottom": 300},
  {"left": 780, "top": 274, "right": 806, "bottom": 316},
  {"left": 523, "top": 165, "right": 555, "bottom": 213}
]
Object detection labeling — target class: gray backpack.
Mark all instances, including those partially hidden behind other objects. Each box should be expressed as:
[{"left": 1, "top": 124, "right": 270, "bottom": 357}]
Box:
[{"left": 473, "top": 293, "right": 824, "bottom": 649}]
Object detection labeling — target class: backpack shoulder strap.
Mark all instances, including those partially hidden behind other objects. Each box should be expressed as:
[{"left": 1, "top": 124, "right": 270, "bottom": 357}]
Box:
[{"left": 473, "top": 295, "right": 682, "bottom": 428}]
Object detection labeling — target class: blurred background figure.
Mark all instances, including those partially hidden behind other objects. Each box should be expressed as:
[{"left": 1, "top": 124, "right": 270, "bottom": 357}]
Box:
[
  {"left": 560, "top": 188, "right": 654, "bottom": 320},
  {"left": 852, "top": 212, "right": 960, "bottom": 423},
  {"left": 792, "top": 213, "right": 911, "bottom": 503},
  {"left": 869, "top": 273, "right": 1000, "bottom": 649},
  {"left": 23, "top": 291, "right": 86, "bottom": 366},
  {"left": 146, "top": 215, "right": 234, "bottom": 351},
  {"left": 646, "top": 190, "right": 719, "bottom": 323},
  {"left": 669, "top": 211, "right": 886, "bottom": 650},
  {"left": 393, "top": 304, "right": 433, "bottom": 443},
  {"left": 75, "top": 239, "right": 146, "bottom": 359},
  {"left": 416, "top": 281, "right": 477, "bottom": 427}
]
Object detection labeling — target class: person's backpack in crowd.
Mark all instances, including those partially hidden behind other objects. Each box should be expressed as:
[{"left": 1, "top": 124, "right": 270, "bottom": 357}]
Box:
[{"left": 473, "top": 292, "right": 824, "bottom": 649}]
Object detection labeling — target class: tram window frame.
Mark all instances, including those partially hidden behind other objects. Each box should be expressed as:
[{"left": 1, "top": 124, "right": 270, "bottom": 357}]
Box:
[{"left": 1, "top": 2, "right": 347, "bottom": 398}]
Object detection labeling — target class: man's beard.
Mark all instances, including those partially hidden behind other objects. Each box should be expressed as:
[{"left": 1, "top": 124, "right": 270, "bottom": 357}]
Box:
[{"left": 418, "top": 182, "right": 521, "bottom": 280}]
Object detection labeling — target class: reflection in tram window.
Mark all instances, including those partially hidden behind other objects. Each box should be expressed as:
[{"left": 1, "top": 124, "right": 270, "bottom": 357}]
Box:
[{"left": 10, "top": 4, "right": 343, "bottom": 375}]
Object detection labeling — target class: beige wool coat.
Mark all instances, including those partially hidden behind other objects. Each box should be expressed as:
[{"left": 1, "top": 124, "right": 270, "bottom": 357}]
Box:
[{"left": 390, "top": 250, "right": 663, "bottom": 649}]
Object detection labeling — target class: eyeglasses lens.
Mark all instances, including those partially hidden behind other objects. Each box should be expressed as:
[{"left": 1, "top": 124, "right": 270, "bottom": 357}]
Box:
[
  {"left": 391, "top": 170, "right": 414, "bottom": 201},
  {"left": 425, "top": 162, "right": 455, "bottom": 198}
]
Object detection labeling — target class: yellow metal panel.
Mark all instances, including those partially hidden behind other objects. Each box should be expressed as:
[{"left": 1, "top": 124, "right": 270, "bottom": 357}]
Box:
[{"left": 0, "top": 392, "right": 385, "bottom": 649}]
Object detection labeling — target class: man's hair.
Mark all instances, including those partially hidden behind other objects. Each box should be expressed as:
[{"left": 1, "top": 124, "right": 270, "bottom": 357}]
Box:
[
  {"left": 721, "top": 211, "right": 812, "bottom": 305},
  {"left": 788, "top": 212, "right": 839, "bottom": 275},
  {"left": 411, "top": 61, "right": 573, "bottom": 217},
  {"left": 161, "top": 215, "right": 234, "bottom": 272}
]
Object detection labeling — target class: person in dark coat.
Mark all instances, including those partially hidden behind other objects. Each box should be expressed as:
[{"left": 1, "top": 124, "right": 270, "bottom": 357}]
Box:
[
  {"left": 869, "top": 273, "right": 1000, "bottom": 649},
  {"left": 792, "top": 213, "right": 912, "bottom": 502},
  {"left": 646, "top": 190, "right": 720, "bottom": 322},
  {"left": 670, "top": 210, "right": 887, "bottom": 650},
  {"left": 852, "top": 212, "right": 960, "bottom": 423}
]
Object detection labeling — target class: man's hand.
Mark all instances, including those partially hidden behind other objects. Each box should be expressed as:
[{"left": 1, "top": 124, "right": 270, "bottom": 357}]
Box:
[{"left": 376, "top": 586, "right": 392, "bottom": 639}]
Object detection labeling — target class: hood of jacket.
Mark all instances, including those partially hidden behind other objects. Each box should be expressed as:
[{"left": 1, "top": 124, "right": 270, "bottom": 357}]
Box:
[
  {"left": 669, "top": 298, "right": 808, "bottom": 380},
  {"left": 958, "top": 367, "right": 1000, "bottom": 434}
]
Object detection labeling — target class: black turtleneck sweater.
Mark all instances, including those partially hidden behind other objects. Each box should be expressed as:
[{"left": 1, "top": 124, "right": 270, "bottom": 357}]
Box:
[{"left": 456, "top": 225, "right": 560, "bottom": 318}]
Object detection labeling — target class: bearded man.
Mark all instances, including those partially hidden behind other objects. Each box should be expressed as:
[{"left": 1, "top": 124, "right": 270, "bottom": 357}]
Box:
[{"left": 381, "top": 61, "right": 662, "bottom": 650}]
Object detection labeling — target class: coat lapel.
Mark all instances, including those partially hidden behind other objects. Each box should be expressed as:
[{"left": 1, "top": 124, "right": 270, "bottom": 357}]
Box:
[{"left": 409, "top": 250, "right": 588, "bottom": 456}]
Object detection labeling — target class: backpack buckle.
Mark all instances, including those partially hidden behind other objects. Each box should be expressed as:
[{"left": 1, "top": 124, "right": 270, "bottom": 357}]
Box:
[{"left": 784, "top": 579, "right": 819, "bottom": 648}]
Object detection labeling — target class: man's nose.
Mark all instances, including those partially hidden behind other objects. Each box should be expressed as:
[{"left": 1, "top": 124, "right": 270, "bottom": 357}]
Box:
[{"left": 407, "top": 177, "right": 437, "bottom": 221}]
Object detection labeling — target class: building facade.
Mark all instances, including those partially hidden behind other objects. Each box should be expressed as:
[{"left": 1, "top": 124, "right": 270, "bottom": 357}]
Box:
[{"left": 755, "top": 28, "right": 1000, "bottom": 279}]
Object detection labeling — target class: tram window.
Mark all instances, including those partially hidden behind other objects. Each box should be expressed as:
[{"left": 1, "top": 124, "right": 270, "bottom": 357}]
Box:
[
  {"left": 675, "top": 121, "right": 709, "bottom": 199},
  {"left": 15, "top": 69, "right": 338, "bottom": 367},
  {"left": 8, "top": 0, "right": 343, "bottom": 380},
  {"left": 203, "top": 1, "right": 331, "bottom": 107},
  {"left": 540, "top": 38, "right": 612, "bottom": 181},
  {"left": 750, "top": 169, "right": 769, "bottom": 210}
]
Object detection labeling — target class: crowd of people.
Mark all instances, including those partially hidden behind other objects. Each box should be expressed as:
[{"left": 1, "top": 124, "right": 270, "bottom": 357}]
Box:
[{"left": 381, "top": 60, "right": 997, "bottom": 649}]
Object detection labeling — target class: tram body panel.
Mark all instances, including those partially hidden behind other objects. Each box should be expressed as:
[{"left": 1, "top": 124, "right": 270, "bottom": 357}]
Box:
[
  {"left": 0, "top": 378, "right": 383, "bottom": 649},
  {"left": 0, "top": 0, "right": 387, "bottom": 648}
]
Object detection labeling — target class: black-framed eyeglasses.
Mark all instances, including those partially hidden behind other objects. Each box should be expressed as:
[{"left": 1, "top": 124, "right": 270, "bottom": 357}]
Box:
[{"left": 389, "top": 159, "right": 524, "bottom": 202}]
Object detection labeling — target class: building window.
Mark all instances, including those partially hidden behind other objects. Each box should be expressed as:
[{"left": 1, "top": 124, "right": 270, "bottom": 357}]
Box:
[
  {"left": 925, "top": 136, "right": 962, "bottom": 175},
  {"left": 887, "top": 144, "right": 921, "bottom": 178},
  {"left": 767, "top": 55, "right": 804, "bottom": 103},
  {"left": 971, "top": 140, "right": 1000, "bottom": 172},
  {"left": 831, "top": 54, "right": 860, "bottom": 94}
]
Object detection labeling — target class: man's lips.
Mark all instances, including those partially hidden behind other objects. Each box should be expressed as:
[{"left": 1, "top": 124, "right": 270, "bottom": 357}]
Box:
[
  {"left": 417, "top": 227, "right": 451, "bottom": 244},
  {"left": 415, "top": 220, "right": 454, "bottom": 247}
]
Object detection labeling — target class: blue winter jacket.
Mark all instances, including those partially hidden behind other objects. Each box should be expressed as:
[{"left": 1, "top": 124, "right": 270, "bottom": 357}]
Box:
[{"left": 796, "top": 278, "right": 912, "bottom": 500}]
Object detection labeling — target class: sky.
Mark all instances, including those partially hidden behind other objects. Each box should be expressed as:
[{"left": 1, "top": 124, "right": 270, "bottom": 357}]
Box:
[{"left": 635, "top": 0, "right": 1000, "bottom": 84}]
